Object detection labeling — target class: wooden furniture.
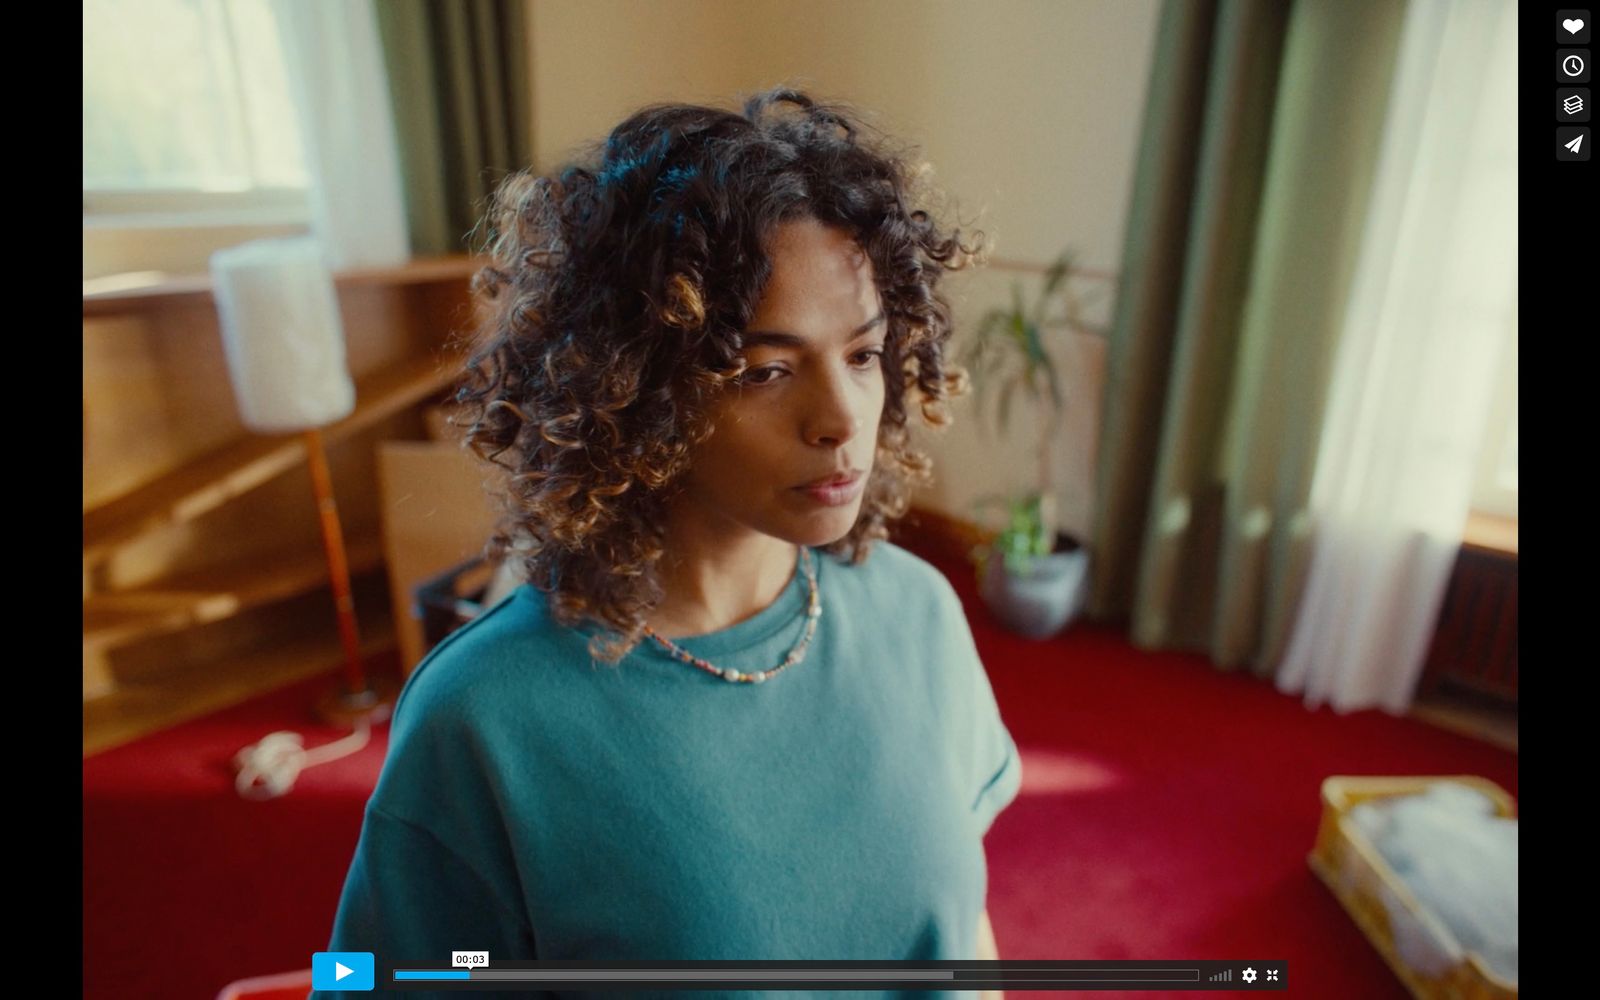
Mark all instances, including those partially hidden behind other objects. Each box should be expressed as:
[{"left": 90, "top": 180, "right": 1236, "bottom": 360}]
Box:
[
  {"left": 82, "top": 256, "right": 484, "bottom": 732},
  {"left": 1417, "top": 512, "right": 1518, "bottom": 708},
  {"left": 376, "top": 438, "right": 505, "bottom": 675}
]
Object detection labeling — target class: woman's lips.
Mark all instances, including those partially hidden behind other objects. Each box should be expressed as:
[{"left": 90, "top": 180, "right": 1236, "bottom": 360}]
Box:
[{"left": 793, "top": 472, "right": 864, "bottom": 506}]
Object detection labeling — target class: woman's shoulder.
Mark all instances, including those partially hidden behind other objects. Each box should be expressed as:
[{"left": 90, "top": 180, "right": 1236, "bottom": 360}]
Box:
[
  {"left": 365, "top": 588, "right": 587, "bottom": 831},
  {"left": 392, "top": 584, "right": 586, "bottom": 725},
  {"left": 827, "top": 539, "right": 961, "bottom": 613}
]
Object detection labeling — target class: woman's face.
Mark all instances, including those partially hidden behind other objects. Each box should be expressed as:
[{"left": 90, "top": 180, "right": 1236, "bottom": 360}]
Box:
[{"left": 677, "top": 217, "right": 887, "bottom": 548}]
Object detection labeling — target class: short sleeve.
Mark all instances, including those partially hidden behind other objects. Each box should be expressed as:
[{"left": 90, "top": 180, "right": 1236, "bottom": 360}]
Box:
[
  {"left": 308, "top": 805, "right": 539, "bottom": 1000},
  {"left": 933, "top": 572, "right": 1024, "bottom": 837},
  {"left": 972, "top": 724, "right": 1022, "bottom": 836},
  {"left": 309, "top": 650, "right": 540, "bottom": 999}
]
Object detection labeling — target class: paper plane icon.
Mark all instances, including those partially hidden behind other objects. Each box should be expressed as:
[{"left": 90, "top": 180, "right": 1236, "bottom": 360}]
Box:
[{"left": 1567, "top": 134, "right": 1585, "bottom": 153}]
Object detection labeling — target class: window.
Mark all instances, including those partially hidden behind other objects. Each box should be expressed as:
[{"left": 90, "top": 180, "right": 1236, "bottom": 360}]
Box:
[{"left": 83, "top": 0, "right": 309, "bottom": 227}]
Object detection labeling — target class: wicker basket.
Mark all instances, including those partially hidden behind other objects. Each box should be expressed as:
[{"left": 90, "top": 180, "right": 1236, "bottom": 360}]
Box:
[{"left": 1308, "top": 775, "right": 1516, "bottom": 1000}]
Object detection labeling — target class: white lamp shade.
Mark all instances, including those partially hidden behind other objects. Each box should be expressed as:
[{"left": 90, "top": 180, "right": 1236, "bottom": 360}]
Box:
[{"left": 210, "top": 237, "right": 356, "bottom": 433}]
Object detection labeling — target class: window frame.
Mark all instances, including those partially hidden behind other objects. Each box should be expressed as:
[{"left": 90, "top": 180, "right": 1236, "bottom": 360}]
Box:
[{"left": 82, "top": 187, "right": 312, "bottom": 231}]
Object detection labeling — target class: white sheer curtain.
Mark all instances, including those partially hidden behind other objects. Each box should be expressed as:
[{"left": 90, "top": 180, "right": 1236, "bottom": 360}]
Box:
[
  {"left": 270, "top": 0, "right": 410, "bottom": 269},
  {"left": 1274, "top": 0, "right": 1517, "bottom": 714}
]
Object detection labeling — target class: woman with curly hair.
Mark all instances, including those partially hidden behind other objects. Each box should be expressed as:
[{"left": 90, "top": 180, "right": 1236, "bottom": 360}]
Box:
[{"left": 312, "top": 87, "right": 1022, "bottom": 997}]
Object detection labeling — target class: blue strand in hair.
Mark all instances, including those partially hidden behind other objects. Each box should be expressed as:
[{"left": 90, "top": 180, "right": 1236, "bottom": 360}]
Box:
[
  {"left": 658, "top": 164, "right": 700, "bottom": 190},
  {"left": 598, "top": 131, "right": 674, "bottom": 188},
  {"left": 647, "top": 163, "right": 702, "bottom": 234}
]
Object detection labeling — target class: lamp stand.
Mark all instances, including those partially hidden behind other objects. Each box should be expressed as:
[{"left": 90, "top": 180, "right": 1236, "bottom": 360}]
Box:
[{"left": 303, "top": 427, "right": 397, "bottom": 727}]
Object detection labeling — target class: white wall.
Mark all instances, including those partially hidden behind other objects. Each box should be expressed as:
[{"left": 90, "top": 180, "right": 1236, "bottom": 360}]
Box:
[{"left": 528, "top": 0, "right": 1163, "bottom": 541}]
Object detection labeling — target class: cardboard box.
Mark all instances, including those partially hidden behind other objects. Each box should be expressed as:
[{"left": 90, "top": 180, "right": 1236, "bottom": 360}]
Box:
[{"left": 376, "top": 440, "right": 504, "bottom": 675}]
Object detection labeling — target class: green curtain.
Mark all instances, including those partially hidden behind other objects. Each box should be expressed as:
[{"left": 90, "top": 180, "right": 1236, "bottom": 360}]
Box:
[
  {"left": 1088, "top": 0, "right": 1407, "bottom": 677},
  {"left": 374, "top": 0, "right": 535, "bottom": 257}
]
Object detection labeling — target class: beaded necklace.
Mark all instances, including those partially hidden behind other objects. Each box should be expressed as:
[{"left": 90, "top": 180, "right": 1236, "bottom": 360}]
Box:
[{"left": 641, "top": 546, "right": 820, "bottom": 684}]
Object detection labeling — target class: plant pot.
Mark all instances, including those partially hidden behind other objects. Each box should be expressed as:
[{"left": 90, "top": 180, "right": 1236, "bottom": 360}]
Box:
[{"left": 978, "top": 532, "right": 1090, "bottom": 639}]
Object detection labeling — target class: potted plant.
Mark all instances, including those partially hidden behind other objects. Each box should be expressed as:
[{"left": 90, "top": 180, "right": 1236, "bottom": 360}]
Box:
[{"left": 958, "top": 249, "right": 1096, "bottom": 639}]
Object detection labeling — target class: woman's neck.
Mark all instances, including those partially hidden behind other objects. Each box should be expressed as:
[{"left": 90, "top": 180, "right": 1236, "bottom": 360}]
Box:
[{"left": 648, "top": 527, "right": 800, "bottom": 640}]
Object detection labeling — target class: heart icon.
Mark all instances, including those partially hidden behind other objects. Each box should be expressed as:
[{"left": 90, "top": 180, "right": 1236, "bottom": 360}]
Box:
[{"left": 1565, "top": 18, "right": 1585, "bottom": 34}]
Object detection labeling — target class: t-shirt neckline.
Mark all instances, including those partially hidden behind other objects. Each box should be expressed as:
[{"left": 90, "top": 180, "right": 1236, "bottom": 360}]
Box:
[{"left": 642, "top": 544, "right": 818, "bottom": 663}]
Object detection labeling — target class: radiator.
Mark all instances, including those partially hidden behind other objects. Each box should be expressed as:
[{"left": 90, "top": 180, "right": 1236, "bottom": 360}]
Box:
[{"left": 1419, "top": 545, "right": 1518, "bottom": 705}]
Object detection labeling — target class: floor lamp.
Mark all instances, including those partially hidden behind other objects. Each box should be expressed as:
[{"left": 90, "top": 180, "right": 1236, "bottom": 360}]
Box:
[{"left": 211, "top": 236, "right": 397, "bottom": 729}]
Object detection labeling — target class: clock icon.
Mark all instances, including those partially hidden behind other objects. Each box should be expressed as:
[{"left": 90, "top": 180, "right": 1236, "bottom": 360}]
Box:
[{"left": 1559, "top": 49, "right": 1591, "bottom": 82}]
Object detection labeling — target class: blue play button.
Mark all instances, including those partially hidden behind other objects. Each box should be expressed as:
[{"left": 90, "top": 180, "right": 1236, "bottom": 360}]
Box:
[{"left": 312, "top": 952, "right": 374, "bottom": 991}]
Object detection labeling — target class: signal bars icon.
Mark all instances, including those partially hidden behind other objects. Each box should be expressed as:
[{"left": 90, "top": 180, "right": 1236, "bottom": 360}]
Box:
[{"left": 1209, "top": 969, "right": 1232, "bottom": 982}]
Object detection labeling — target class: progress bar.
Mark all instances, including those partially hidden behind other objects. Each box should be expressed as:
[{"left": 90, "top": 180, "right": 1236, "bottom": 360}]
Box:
[{"left": 385, "top": 961, "right": 1287, "bottom": 991}]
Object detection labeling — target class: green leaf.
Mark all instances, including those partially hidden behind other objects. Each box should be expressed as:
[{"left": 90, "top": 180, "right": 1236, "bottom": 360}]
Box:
[
  {"left": 1023, "top": 319, "right": 1047, "bottom": 367},
  {"left": 1042, "top": 250, "right": 1073, "bottom": 299},
  {"left": 991, "top": 493, "right": 1052, "bottom": 576},
  {"left": 1031, "top": 251, "right": 1073, "bottom": 330},
  {"left": 963, "top": 253, "right": 1080, "bottom": 436},
  {"left": 1006, "top": 310, "right": 1027, "bottom": 351}
]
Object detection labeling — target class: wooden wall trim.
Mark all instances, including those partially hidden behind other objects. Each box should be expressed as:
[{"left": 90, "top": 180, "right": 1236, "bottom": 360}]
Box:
[
  {"left": 889, "top": 504, "right": 995, "bottom": 570},
  {"left": 1462, "top": 511, "right": 1517, "bottom": 557},
  {"left": 82, "top": 254, "right": 483, "bottom": 317}
]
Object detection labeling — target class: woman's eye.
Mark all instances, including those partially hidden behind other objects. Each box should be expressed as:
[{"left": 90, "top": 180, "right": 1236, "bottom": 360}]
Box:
[
  {"left": 741, "top": 351, "right": 881, "bottom": 386},
  {"left": 743, "top": 366, "right": 785, "bottom": 385}
]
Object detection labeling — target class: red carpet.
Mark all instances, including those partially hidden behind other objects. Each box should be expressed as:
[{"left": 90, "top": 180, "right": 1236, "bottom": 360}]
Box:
[
  {"left": 83, "top": 551, "right": 1517, "bottom": 1000},
  {"left": 83, "top": 658, "right": 400, "bottom": 1000}
]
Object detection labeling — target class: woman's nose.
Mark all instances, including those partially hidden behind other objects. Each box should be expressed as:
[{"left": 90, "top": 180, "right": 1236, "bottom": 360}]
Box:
[
  {"left": 808, "top": 414, "right": 863, "bottom": 448},
  {"left": 803, "top": 380, "right": 865, "bottom": 448}
]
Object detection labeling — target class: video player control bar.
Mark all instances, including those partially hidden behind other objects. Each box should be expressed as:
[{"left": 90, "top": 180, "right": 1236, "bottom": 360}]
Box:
[{"left": 378, "top": 960, "right": 1287, "bottom": 991}]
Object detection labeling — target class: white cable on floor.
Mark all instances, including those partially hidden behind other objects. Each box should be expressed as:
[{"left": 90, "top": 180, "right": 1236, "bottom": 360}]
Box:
[{"left": 232, "top": 721, "right": 371, "bottom": 800}]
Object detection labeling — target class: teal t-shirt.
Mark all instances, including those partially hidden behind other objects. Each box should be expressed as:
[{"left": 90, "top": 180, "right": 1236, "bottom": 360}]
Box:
[{"left": 311, "top": 540, "right": 1022, "bottom": 999}]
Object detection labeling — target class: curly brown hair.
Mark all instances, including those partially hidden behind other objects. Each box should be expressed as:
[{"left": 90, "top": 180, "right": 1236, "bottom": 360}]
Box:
[{"left": 451, "top": 86, "right": 986, "bottom": 664}]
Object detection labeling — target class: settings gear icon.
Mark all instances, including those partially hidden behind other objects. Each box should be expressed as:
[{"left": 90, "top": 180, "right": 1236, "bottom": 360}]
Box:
[{"left": 1242, "top": 967, "right": 1258, "bottom": 983}]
